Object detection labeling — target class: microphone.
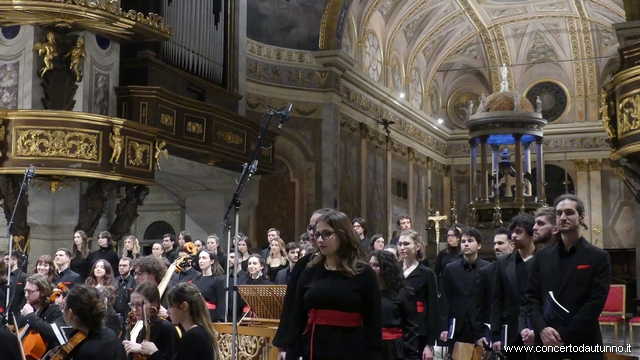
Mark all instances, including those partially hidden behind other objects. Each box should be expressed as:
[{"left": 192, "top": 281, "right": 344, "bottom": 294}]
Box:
[
  {"left": 26, "top": 166, "right": 35, "bottom": 186},
  {"left": 270, "top": 103, "right": 293, "bottom": 122},
  {"left": 249, "top": 160, "right": 258, "bottom": 175}
]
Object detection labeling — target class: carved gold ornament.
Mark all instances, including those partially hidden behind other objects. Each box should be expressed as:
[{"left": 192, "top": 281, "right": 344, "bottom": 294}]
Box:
[
  {"left": 160, "top": 114, "right": 174, "bottom": 126},
  {"left": 65, "top": 36, "right": 87, "bottom": 82},
  {"left": 34, "top": 32, "right": 58, "bottom": 78},
  {"left": 216, "top": 130, "right": 243, "bottom": 145},
  {"left": 15, "top": 129, "right": 98, "bottom": 160},
  {"left": 154, "top": 140, "right": 168, "bottom": 171},
  {"left": 128, "top": 141, "right": 151, "bottom": 166},
  {"left": 109, "top": 125, "right": 123, "bottom": 164},
  {"left": 618, "top": 95, "right": 640, "bottom": 134},
  {"left": 600, "top": 92, "right": 616, "bottom": 139},
  {"left": 216, "top": 333, "right": 267, "bottom": 360},
  {"left": 186, "top": 122, "right": 203, "bottom": 134}
]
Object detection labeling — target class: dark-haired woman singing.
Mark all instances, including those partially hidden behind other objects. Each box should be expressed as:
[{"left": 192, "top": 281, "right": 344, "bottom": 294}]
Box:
[
  {"left": 60, "top": 284, "right": 127, "bottom": 360},
  {"left": 167, "top": 282, "right": 219, "bottom": 360},
  {"left": 370, "top": 250, "right": 420, "bottom": 360},
  {"left": 285, "top": 210, "right": 382, "bottom": 360}
]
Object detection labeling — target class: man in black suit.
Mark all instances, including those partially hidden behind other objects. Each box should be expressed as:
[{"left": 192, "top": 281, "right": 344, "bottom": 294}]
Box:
[
  {"left": 53, "top": 248, "right": 83, "bottom": 288},
  {"left": 3, "top": 251, "right": 27, "bottom": 322},
  {"left": 439, "top": 226, "right": 490, "bottom": 352},
  {"left": 474, "top": 227, "right": 513, "bottom": 348},
  {"left": 275, "top": 242, "right": 299, "bottom": 285},
  {"left": 352, "top": 217, "right": 371, "bottom": 257},
  {"left": 390, "top": 214, "right": 412, "bottom": 246},
  {"left": 490, "top": 214, "right": 537, "bottom": 359},
  {"left": 523, "top": 194, "right": 610, "bottom": 360}
]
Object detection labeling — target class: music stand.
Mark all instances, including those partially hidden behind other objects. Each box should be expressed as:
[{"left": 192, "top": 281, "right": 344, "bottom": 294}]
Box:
[{"left": 237, "top": 285, "right": 287, "bottom": 324}]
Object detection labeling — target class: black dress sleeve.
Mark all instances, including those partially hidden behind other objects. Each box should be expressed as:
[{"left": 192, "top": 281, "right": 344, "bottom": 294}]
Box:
[
  {"left": 284, "top": 267, "right": 312, "bottom": 360},
  {"left": 215, "top": 276, "right": 227, "bottom": 321},
  {"left": 423, "top": 267, "right": 440, "bottom": 346},
  {"left": 361, "top": 266, "right": 383, "bottom": 360},
  {"left": 173, "top": 327, "right": 215, "bottom": 360},
  {"left": 400, "top": 288, "right": 420, "bottom": 360},
  {"left": 272, "top": 253, "right": 311, "bottom": 348},
  {"left": 147, "top": 321, "right": 180, "bottom": 360}
]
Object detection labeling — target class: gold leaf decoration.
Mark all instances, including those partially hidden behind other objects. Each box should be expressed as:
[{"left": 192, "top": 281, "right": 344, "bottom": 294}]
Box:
[
  {"left": 15, "top": 129, "right": 98, "bottom": 160},
  {"left": 127, "top": 140, "right": 151, "bottom": 166},
  {"left": 618, "top": 95, "right": 640, "bottom": 134},
  {"left": 216, "top": 130, "right": 243, "bottom": 145}
]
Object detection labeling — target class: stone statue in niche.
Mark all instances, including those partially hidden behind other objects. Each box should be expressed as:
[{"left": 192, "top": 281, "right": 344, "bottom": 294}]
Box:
[
  {"left": 34, "top": 32, "right": 58, "bottom": 78},
  {"left": 479, "top": 93, "right": 487, "bottom": 112},
  {"left": 0, "top": 175, "right": 31, "bottom": 257},
  {"left": 75, "top": 180, "right": 114, "bottom": 242},
  {"left": 108, "top": 185, "right": 150, "bottom": 243},
  {"left": 65, "top": 37, "right": 86, "bottom": 82}
]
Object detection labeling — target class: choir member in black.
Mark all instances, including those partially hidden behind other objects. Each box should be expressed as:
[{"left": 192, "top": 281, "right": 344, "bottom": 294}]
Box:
[
  {"left": 434, "top": 226, "right": 462, "bottom": 277},
  {"left": 352, "top": 217, "right": 371, "bottom": 256},
  {"left": 53, "top": 248, "right": 83, "bottom": 288},
  {"left": 0, "top": 325, "right": 21, "bottom": 360},
  {"left": 178, "top": 230, "right": 193, "bottom": 248},
  {"left": 163, "top": 234, "right": 178, "bottom": 263},
  {"left": 390, "top": 214, "right": 412, "bottom": 246},
  {"left": 167, "top": 282, "right": 219, "bottom": 360},
  {"left": 122, "top": 235, "right": 142, "bottom": 260},
  {"left": 242, "top": 254, "right": 273, "bottom": 285},
  {"left": 0, "top": 258, "right": 7, "bottom": 314},
  {"left": 89, "top": 231, "right": 120, "bottom": 273},
  {"left": 194, "top": 239, "right": 204, "bottom": 252},
  {"left": 4, "top": 251, "right": 28, "bottom": 322},
  {"left": 96, "top": 285, "right": 123, "bottom": 336},
  {"left": 237, "top": 235, "right": 253, "bottom": 272},
  {"left": 170, "top": 245, "right": 201, "bottom": 284},
  {"left": 369, "top": 234, "right": 386, "bottom": 253},
  {"left": 285, "top": 210, "right": 382, "bottom": 360},
  {"left": 226, "top": 248, "right": 247, "bottom": 322},
  {"left": 266, "top": 237, "right": 289, "bottom": 280},
  {"left": 85, "top": 259, "right": 118, "bottom": 295},
  {"left": 152, "top": 242, "right": 166, "bottom": 260},
  {"left": 193, "top": 250, "right": 226, "bottom": 321},
  {"left": 70, "top": 230, "right": 91, "bottom": 281},
  {"left": 369, "top": 250, "right": 420, "bottom": 360},
  {"left": 207, "top": 234, "right": 226, "bottom": 274},
  {"left": 439, "top": 227, "right": 490, "bottom": 353},
  {"left": 18, "top": 273, "right": 64, "bottom": 352},
  {"left": 397, "top": 230, "right": 439, "bottom": 360},
  {"left": 60, "top": 284, "right": 127, "bottom": 360},
  {"left": 34, "top": 254, "right": 58, "bottom": 285},
  {"left": 115, "top": 257, "right": 136, "bottom": 318},
  {"left": 275, "top": 242, "right": 300, "bottom": 285},
  {"left": 273, "top": 208, "right": 331, "bottom": 360},
  {"left": 384, "top": 245, "right": 400, "bottom": 261},
  {"left": 123, "top": 281, "right": 180, "bottom": 360}
]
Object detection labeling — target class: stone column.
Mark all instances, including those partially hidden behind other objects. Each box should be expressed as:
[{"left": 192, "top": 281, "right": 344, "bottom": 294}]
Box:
[
  {"left": 426, "top": 157, "right": 433, "bottom": 216},
  {"left": 491, "top": 145, "right": 499, "bottom": 197},
  {"left": 321, "top": 102, "right": 341, "bottom": 209},
  {"left": 535, "top": 136, "right": 545, "bottom": 204},
  {"left": 523, "top": 142, "right": 532, "bottom": 196},
  {"left": 443, "top": 165, "right": 451, "bottom": 221},
  {"left": 387, "top": 138, "right": 393, "bottom": 241},
  {"left": 408, "top": 148, "right": 415, "bottom": 219},
  {"left": 360, "top": 124, "right": 369, "bottom": 218},
  {"left": 479, "top": 136, "right": 489, "bottom": 202},
  {"left": 469, "top": 138, "right": 478, "bottom": 203},
  {"left": 588, "top": 160, "right": 603, "bottom": 248},
  {"left": 574, "top": 159, "right": 591, "bottom": 243},
  {"left": 514, "top": 134, "right": 523, "bottom": 203}
]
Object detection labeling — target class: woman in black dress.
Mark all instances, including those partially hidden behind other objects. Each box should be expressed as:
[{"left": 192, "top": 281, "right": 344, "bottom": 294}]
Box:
[
  {"left": 89, "top": 231, "right": 120, "bottom": 273},
  {"left": 369, "top": 250, "right": 419, "bottom": 360},
  {"left": 285, "top": 210, "right": 382, "bottom": 360},
  {"left": 193, "top": 250, "right": 226, "bottom": 321},
  {"left": 70, "top": 230, "right": 91, "bottom": 281},
  {"left": 397, "top": 230, "right": 439, "bottom": 360},
  {"left": 206, "top": 234, "right": 226, "bottom": 273},
  {"left": 60, "top": 284, "right": 127, "bottom": 360},
  {"left": 167, "top": 282, "right": 219, "bottom": 360},
  {"left": 123, "top": 281, "right": 180, "bottom": 360},
  {"left": 434, "top": 226, "right": 462, "bottom": 277},
  {"left": 236, "top": 235, "right": 252, "bottom": 272},
  {"left": 122, "top": 235, "right": 141, "bottom": 260},
  {"left": 266, "top": 237, "right": 288, "bottom": 280}
]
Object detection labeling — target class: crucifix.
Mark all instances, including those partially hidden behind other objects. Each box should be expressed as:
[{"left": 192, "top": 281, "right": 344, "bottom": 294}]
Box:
[{"left": 428, "top": 211, "right": 448, "bottom": 249}]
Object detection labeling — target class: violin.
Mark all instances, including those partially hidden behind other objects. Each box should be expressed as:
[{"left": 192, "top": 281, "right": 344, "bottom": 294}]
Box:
[
  {"left": 129, "top": 302, "right": 158, "bottom": 360},
  {"left": 41, "top": 332, "right": 87, "bottom": 360}
]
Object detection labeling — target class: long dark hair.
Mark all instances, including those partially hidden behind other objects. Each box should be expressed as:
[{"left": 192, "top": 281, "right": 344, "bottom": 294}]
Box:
[
  {"left": 71, "top": 230, "right": 89, "bottom": 260},
  {"left": 371, "top": 250, "right": 405, "bottom": 297},
  {"left": 65, "top": 284, "right": 106, "bottom": 331},
  {"left": 167, "top": 283, "right": 219, "bottom": 359},
  {"left": 308, "top": 210, "right": 365, "bottom": 276},
  {"left": 445, "top": 226, "right": 461, "bottom": 254},
  {"left": 199, "top": 250, "right": 224, "bottom": 276},
  {"left": 245, "top": 254, "right": 269, "bottom": 280}
]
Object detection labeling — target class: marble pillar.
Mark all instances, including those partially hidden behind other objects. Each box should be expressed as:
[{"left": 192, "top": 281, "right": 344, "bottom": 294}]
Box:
[
  {"left": 479, "top": 136, "right": 488, "bottom": 202},
  {"left": 469, "top": 138, "right": 478, "bottom": 203},
  {"left": 443, "top": 166, "right": 451, "bottom": 223},
  {"left": 491, "top": 145, "right": 499, "bottom": 197},
  {"left": 321, "top": 102, "right": 341, "bottom": 209},
  {"left": 386, "top": 139, "right": 393, "bottom": 240},
  {"left": 535, "top": 137, "right": 545, "bottom": 204},
  {"left": 514, "top": 134, "right": 523, "bottom": 203},
  {"left": 78, "top": 32, "right": 120, "bottom": 116},
  {"left": 574, "top": 159, "right": 591, "bottom": 243},
  {"left": 524, "top": 142, "right": 532, "bottom": 196},
  {"left": 426, "top": 157, "right": 433, "bottom": 216},
  {"left": 588, "top": 160, "right": 603, "bottom": 248},
  {"left": 408, "top": 148, "right": 415, "bottom": 219},
  {"left": 360, "top": 124, "right": 368, "bottom": 218}
]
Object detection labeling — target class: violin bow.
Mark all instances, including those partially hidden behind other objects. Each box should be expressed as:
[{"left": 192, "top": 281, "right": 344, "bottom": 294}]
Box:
[{"left": 11, "top": 313, "right": 27, "bottom": 360}]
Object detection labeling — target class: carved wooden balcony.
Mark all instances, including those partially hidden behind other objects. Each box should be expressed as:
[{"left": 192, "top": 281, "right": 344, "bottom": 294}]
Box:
[
  {"left": 0, "top": 110, "right": 159, "bottom": 184},
  {"left": 115, "top": 86, "right": 276, "bottom": 173},
  {"left": 0, "top": 0, "right": 171, "bottom": 42}
]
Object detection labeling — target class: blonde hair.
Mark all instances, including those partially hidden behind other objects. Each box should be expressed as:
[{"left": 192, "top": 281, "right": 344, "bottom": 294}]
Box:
[
  {"left": 266, "top": 237, "right": 288, "bottom": 266},
  {"left": 122, "top": 235, "right": 141, "bottom": 258},
  {"left": 399, "top": 230, "right": 425, "bottom": 261}
]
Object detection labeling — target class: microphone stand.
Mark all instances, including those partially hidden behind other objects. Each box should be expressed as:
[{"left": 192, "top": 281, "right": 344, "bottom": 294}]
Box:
[
  {"left": 221, "top": 105, "right": 291, "bottom": 360},
  {"left": 3, "top": 166, "right": 35, "bottom": 327}
]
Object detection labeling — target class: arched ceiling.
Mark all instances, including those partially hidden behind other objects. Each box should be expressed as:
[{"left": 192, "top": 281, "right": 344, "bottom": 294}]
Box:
[{"left": 246, "top": 0, "right": 626, "bottom": 129}]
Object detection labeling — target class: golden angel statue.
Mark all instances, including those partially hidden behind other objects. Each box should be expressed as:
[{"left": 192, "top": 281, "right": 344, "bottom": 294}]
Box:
[
  {"left": 109, "top": 126, "right": 123, "bottom": 164},
  {"left": 65, "top": 37, "right": 86, "bottom": 82},
  {"left": 34, "top": 32, "right": 58, "bottom": 78},
  {"left": 155, "top": 140, "right": 169, "bottom": 171},
  {"left": 600, "top": 92, "right": 616, "bottom": 140}
]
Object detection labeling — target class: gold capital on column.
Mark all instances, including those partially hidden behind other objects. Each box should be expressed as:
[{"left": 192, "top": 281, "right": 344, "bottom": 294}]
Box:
[
  {"left": 574, "top": 159, "right": 589, "bottom": 171},
  {"left": 588, "top": 159, "right": 602, "bottom": 172}
]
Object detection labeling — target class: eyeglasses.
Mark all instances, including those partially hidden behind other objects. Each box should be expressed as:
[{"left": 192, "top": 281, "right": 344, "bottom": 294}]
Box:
[
  {"left": 314, "top": 230, "right": 335, "bottom": 240},
  {"left": 128, "top": 302, "right": 144, "bottom": 310},
  {"left": 24, "top": 289, "right": 39, "bottom": 295},
  {"left": 133, "top": 271, "right": 145, "bottom": 277}
]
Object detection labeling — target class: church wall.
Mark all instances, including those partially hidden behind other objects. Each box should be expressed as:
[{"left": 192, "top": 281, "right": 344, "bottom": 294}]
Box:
[
  {"left": 365, "top": 140, "right": 389, "bottom": 240},
  {"left": 338, "top": 128, "right": 362, "bottom": 220},
  {"left": 79, "top": 32, "right": 120, "bottom": 116},
  {"left": 0, "top": 25, "right": 35, "bottom": 110},
  {"left": 412, "top": 161, "right": 429, "bottom": 246},
  {"left": 390, "top": 151, "right": 409, "bottom": 238}
]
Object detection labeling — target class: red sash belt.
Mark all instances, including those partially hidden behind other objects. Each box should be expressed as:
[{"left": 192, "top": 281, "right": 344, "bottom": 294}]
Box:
[
  {"left": 304, "top": 309, "right": 362, "bottom": 360},
  {"left": 206, "top": 301, "right": 217, "bottom": 310},
  {"left": 382, "top": 327, "right": 403, "bottom": 340},
  {"left": 242, "top": 305, "right": 250, "bottom": 313},
  {"left": 416, "top": 301, "right": 425, "bottom": 313}
]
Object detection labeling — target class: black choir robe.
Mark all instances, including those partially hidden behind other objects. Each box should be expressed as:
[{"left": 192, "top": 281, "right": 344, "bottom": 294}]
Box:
[
  {"left": 381, "top": 287, "right": 420, "bottom": 360},
  {"left": 404, "top": 263, "right": 439, "bottom": 348}
]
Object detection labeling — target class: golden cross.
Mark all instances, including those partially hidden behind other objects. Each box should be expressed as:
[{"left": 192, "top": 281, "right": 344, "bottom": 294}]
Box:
[{"left": 428, "top": 211, "right": 448, "bottom": 248}]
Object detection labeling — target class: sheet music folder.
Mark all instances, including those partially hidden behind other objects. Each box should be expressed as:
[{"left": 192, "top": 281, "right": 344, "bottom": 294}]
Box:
[{"left": 542, "top": 291, "right": 569, "bottom": 328}]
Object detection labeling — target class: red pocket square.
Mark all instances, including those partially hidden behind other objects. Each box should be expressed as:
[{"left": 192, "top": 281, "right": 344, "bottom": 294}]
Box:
[{"left": 577, "top": 265, "right": 590, "bottom": 270}]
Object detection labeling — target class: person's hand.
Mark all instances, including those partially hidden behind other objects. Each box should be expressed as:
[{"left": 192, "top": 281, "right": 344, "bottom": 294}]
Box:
[
  {"left": 158, "top": 306, "right": 168, "bottom": 318},
  {"left": 492, "top": 341, "right": 502, "bottom": 351},
  {"left": 422, "top": 345, "right": 433, "bottom": 360},
  {"left": 440, "top": 331, "right": 448, "bottom": 342},
  {"left": 123, "top": 340, "right": 142, "bottom": 354},
  {"left": 21, "top": 304, "right": 34, "bottom": 317},
  {"left": 277, "top": 348, "right": 286, "bottom": 360},
  {"left": 476, "top": 337, "right": 489, "bottom": 347},
  {"left": 540, "top": 327, "right": 563, "bottom": 346},
  {"left": 521, "top": 329, "right": 535, "bottom": 346},
  {"left": 141, "top": 340, "right": 159, "bottom": 355}
]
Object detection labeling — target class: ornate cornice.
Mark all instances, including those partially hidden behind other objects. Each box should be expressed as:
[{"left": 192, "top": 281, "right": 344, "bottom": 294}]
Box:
[
  {"left": 245, "top": 93, "right": 321, "bottom": 118},
  {"left": 246, "top": 59, "right": 333, "bottom": 90},
  {"left": 246, "top": 39, "right": 316, "bottom": 65}
]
